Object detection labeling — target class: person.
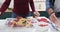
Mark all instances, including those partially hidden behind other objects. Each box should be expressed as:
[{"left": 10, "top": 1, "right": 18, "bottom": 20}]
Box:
[
  {"left": 46, "top": 0, "right": 60, "bottom": 31},
  {"left": 47, "top": 7, "right": 57, "bottom": 24},
  {"left": 0, "top": 0, "right": 40, "bottom": 18},
  {"left": 47, "top": 7, "right": 60, "bottom": 31},
  {"left": 49, "top": 0, "right": 60, "bottom": 17}
]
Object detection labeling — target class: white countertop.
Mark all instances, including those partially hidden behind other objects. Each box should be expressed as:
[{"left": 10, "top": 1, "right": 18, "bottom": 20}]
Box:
[{"left": 0, "top": 17, "right": 49, "bottom": 32}]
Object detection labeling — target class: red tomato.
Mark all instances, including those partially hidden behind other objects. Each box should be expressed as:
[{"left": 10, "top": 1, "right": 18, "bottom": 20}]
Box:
[
  {"left": 39, "top": 24, "right": 48, "bottom": 27},
  {"left": 38, "top": 18, "right": 48, "bottom": 23}
]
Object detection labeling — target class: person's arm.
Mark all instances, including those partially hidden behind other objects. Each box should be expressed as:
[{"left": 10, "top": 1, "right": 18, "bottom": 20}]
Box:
[
  {"left": 50, "top": 13, "right": 58, "bottom": 24},
  {"left": 50, "top": 13, "right": 60, "bottom": 28},
  {"left": 30, "top": 0, "right": 40, "bottom": 16},
  {"left": 0, "top": 0, "right": 11, "bottom": 15},
  {"left": 30, "top": 0, "right": 35, "bottom": 12}
]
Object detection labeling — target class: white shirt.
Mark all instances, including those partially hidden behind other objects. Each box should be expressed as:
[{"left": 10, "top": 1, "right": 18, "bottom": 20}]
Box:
[{"left": 54, "top": 0, "right": 60, "bottom": 12}]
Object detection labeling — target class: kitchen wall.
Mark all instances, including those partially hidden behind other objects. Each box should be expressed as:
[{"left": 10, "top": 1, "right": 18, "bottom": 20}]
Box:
[{"left": 0, "top": 0, "right": 46, "bottom": 11}]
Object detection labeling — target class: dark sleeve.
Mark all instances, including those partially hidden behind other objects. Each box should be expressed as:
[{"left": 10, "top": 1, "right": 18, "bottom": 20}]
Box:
[
  {"left": 30, "top": 0, "right": 35, "bottom": 12},
  {"left": 0, "top": 0, "right": 11, "bottom": 14},
  {"left": 49, "top": 0, "right": 55, "bottom": 7}
]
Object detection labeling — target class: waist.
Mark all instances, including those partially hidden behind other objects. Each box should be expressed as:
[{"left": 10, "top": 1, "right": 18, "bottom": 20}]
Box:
[{"left": 13, "top": 10, "right": 29, "bottom": 14}]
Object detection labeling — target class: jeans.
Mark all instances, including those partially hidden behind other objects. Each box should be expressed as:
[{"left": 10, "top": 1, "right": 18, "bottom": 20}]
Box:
[{"left": 11, "top": 12, "right": 32, "bottom": 18}]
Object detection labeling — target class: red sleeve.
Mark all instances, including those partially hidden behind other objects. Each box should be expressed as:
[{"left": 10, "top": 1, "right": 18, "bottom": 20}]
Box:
[
  {"left": 0, "top": 0, "right": 11, "bottom": 14},
  {"left": 30, "top": 0, "right": 35, "bottom": 12}
]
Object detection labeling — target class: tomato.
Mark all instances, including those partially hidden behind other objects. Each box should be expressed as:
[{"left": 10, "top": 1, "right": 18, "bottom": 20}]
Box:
[{"left": 37, "top": 18, "right": 48, "bottom": 23}]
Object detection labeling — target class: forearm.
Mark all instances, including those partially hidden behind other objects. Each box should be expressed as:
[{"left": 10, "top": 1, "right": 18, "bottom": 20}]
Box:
[
  {"left": 30, "top": 0, "right": 35, "bottom": 12},
  {"left": 50, "top": 13, "right": 58, "bottom": 24},
  {"left": 0, "top": 0, "right": 11, "bottom": 14}
]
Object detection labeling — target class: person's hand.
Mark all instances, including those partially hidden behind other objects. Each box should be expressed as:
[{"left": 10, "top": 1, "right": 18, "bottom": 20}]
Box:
[{"left": 33, "top": 11, "right": 40, "bottom": 17}]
